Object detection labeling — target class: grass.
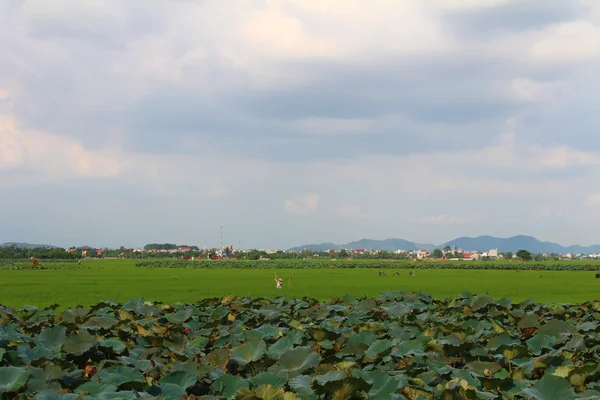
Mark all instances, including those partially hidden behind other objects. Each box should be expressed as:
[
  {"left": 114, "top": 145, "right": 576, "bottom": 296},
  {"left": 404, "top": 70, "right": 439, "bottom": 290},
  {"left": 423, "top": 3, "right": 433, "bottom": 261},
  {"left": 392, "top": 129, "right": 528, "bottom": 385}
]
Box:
[{"left": 0, "top": 259, "right": 599, "bottom": 309}]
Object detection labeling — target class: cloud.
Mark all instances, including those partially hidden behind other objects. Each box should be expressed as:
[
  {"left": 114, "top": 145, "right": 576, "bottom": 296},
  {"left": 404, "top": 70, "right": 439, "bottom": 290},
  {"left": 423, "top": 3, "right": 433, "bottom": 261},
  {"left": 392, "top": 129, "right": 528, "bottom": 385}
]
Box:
[
  {"left": 284, "top": 193, "right": 321, "bottom": 215},
  {"left": 421, "top": 214, "right": 481, "bottom": 224},
  {"left": 203, "top": 186, "right": 229, "bottom": 198},
  {"left": 0, "top": 92, "right": 122, "bottom": 181},
  {"left": 534, "top": 205, "right": 564, "bottom": 219},
  {"left": 584, "top": 194, "right": 600, "bottom": 207},
  {"left": 531, "top": 21, "right": 600, "bottom": 62},
  {"left": 508, "top": 78, "right": 555, "bottom": 102},
  {"left": 336, "top": 204, "right": 367, "bottom": 218},
  {"left": 1, "top": 0, "right": 600, "bottom": 249}
]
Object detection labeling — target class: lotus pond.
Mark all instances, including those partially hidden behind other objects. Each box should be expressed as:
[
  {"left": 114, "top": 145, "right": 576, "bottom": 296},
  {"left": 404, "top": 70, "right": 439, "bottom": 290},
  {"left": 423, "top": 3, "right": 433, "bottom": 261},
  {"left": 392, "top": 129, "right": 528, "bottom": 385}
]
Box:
[{"left": 2, "top": 292, "right": 600, "bottom": 399}]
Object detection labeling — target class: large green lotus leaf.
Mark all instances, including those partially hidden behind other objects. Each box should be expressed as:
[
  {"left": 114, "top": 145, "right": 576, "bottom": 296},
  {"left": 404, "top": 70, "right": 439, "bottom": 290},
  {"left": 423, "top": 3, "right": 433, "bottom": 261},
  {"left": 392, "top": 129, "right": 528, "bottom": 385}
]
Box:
[
  {"left": 160, "top": 370, "right": 197, "bottom": 389},
  {"left": 251, "top": 372, "right": 287, "bottom": 388},
  {"left": 438, "top": 334, "right": 465, "bottom": 347},
  {"left": 158, "top": 382, "right": 187, "bottom": 399},
  {"left": 393, "top": 338, "right": 427, "bottom": 357},
  {"left": 518, "top": 314, "right": 540, "bottom": 330},
  {"left": 471, "top": 295, "right": 492, "bottom": 311},
  {"left": 61, "top": 307, "right": 89, "bottom": 324},
  {"left": 0, "top": 366, "right": 30, "bottom": 393},
  {"left": 342, "top": 294, "right": 358, "bottom": 305},
  {"left": 288, "top": 376, "right": 318, "bottom": 400},
  {"left": 538, "top": 320, "right": 577, "bottom": 339},
  {"left": 75, "top": 382, "right": 119, "bottom": 395},
  {"left": 95, "top": 391, "right": 153, "bottom": 399},
  {"left": 97, "top": 366, "right": 146, "bottom": 386},
  {"left": 231, "top": 339, "right": 267, "bottom": 367},
  {"left": 313, "top": 370, "right": 347, "bottom": 386},
  {"left": 357, "top": 298, "right": 378, "bottom": 311},
  {"left": 322, "top": 377, "right": 371, "bottom": 400},
  {"left": 236, "top": 384, "right": 301, "bottom": 400},
  {"left": 34, "top": 389, "right": 82, "bottom": 400},
  {"left": 188, "top": 335, "right": 209, "bottom": 351},
  {"left": 252, "top": 324, "right": 285, "bottom": 340},
  {"left": 364, "top": 339, "right": 391, "bottom": 361},
  {"left": 576, "top": 321, "right": 599, "bottom": 332},
  {"left": 486, "top": 332, "right": 520, "bottom": 350},
  {"left": 526, "top": 334, "right": 557, "bottom": 356},
  {"left": 465, "top": 361, "right": 503, "bottom": 378},
  {"left": 80, "top": 315, "right": 119, "bottom": 331},
  {"left": 269, "top": 347, "right": 320, "bottom": 377},
  {"left": 18, "top": 343, "right": 55, "bottom": 363},
  {"left": 267, "top": 331, "right": 304, "bottom": 359},
  {"left": 204, "top": 348, "right": 231, "bottom": 371},
  {"left": 365, "top": 370, "right": 406, "bottom": 399},
  {"left": 36, "top": 326, "right": 67, "bottom": 351},
  {"left": 0, "top": 348, "right": 5, "bottom": 362},
  {"left": 563, "top": 334, "right": 585, "bottom": 351},
  {"left": 164, "top": 335, "right": 186, "bottom": 354},
  {"left": 383, "top": 303, "right": 412, "bottom": 317},
  {"left": 63, "top": 330, "right": 97, "bottom": 356},
  {"left": 99, "top": 338, "right": 126, "bottom": 353},
  {"left": 122, "top": 298, "right": 157, "bottom": 316},
  {"left": 214, "top": 374, "right": 250, "bottom": 400},
  {"left": 348, "top": 330, "right": 375, "bottom": 345},
  {"left": 521, "top": 375, "right": 576, "bottom": 400},
  {"left": 166, "top": 308, "right": 194, "bottom": 323},
  {"left": 338, "top": 342, "right": 368, "bottom": 358}
]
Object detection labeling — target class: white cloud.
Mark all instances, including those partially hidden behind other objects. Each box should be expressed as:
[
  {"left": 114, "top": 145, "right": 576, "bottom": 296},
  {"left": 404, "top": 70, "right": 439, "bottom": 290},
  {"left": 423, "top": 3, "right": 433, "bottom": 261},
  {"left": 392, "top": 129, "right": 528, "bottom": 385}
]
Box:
[
  {"left": 284, "top": 193, "right": 321, "bottom": 215},
  {"left": 531, "top": 21, "right": 600, "bottom": 62},
  {"left": 203, "top": 186, "right": 229, "bottom": 198},
  {"left": 421, "top": 214, "right": 480, "bottom": 224},
  {"left": 336, "top": 204, "right": 367, "bottom": 217},
  {"left": 0, "top": 93, "right": 122, "bottom": 180},
  {"left": 584, "top": 194, "right": 600, "bottom": 207},
  {"left": 534, "top": 205, "right": 564, "bottom": 219},
  {"left": 239, "top": 9, "right": 336, "bottom": 60},
  {"left": 292, "top": 117, "right": 372, "bottom": 134},
  {"left": 508, "top": 78, "right": 555, "bottom": 102}
]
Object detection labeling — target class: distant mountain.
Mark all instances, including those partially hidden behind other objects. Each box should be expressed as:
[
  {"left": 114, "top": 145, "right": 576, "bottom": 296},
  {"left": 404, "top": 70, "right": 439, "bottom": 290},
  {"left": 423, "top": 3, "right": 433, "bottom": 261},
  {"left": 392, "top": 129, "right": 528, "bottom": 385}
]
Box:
[
  {"left": 440, "top": 235, "right": 600, "bottom": 254},
  {"left": 0, "top": 242, "right": 59, "bottom": 249},
  {"left": 343, "top": 238, "right": 435, "bottom": 252},
  {"left": 290, "top": 235, "right": 600, "bottom": 254},
  {"left": 288, "top": 238, "right": 435, "bottom": 252}
]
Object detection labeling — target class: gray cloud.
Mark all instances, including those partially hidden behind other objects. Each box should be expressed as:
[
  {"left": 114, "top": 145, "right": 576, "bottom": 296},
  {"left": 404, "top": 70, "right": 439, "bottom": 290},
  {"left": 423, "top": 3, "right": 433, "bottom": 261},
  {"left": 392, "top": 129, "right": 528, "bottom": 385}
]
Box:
[
  {"left": 442, "top": 0, "right": 587, "bottom": 38},
  {"left": 2, "top": 0, "right": 600, "bottom": 248}
]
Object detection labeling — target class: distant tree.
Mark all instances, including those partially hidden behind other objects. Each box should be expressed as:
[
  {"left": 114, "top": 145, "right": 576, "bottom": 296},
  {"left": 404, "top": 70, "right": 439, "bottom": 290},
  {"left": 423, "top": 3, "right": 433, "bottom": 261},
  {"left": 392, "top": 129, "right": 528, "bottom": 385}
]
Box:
[
  {"left": 516, "top": 249, "right": 533, "bottom": 261},
  {"left": 432, "top": 249, "right": 443, "bottom": 259},
  {"left": 339, "top": 249, "right": 349, "bottom": 258},
  {"left": 503, "top": 252, "right": 513, "bottom": 260},
  {"left": 443, "top": 245, "right": 452, "bottom": 252}
]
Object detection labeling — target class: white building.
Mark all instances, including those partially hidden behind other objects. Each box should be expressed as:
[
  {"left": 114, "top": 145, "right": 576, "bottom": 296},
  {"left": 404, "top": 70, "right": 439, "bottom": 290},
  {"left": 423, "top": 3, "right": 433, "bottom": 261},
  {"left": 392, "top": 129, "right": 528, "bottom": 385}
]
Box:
[{"left": 416, "top": 249, "right": 430, "bottom": 260}]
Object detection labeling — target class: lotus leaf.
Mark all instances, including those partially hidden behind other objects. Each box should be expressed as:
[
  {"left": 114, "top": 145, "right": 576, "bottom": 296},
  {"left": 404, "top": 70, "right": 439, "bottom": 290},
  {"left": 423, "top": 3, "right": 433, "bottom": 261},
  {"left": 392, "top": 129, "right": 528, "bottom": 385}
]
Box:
[
  {"left": 0, "top": 366, "right": 30, "bottom": 393},
  {"left": 62, "top": 330, "right": 97, "bottom": 356},
  {"left": 269, "top": 347, "right": 320, "bottom": 377},
  {"left": 231, "top": 339, "right": 267, "bottom": 367},
  {"left": 521, "top": 374, "right": 577, "bottom": 400}
]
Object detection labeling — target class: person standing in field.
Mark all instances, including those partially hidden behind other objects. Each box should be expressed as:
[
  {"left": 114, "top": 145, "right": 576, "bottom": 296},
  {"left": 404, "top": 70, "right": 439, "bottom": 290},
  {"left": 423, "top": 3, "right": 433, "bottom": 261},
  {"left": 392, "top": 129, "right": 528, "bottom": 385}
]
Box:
[{"left": 274, "top": 272, "right": 284, "bottom": 288}]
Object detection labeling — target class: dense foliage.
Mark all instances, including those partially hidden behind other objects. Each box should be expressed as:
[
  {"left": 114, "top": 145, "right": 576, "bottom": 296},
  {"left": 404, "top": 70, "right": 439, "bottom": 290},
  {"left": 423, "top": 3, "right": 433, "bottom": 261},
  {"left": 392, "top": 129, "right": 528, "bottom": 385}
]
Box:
[
  {"left": 134, "top": 259, "right": 600, "bottom": 271},
  {"left": 0, "top": 246, "right": 80, "bottom": 260},
  {"left": 2, "top": 292, "right": 600, "bottom": 399},
  {"left": 0, "top": 260, "right": 85, "bottom": 270}
]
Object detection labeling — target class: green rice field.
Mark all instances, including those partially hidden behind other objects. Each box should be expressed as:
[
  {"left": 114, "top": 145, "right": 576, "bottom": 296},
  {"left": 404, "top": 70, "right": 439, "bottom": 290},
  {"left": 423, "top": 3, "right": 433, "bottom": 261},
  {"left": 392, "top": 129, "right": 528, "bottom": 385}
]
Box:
[{"left": 0, "top": 259, "right": 598, "bottom": 308}]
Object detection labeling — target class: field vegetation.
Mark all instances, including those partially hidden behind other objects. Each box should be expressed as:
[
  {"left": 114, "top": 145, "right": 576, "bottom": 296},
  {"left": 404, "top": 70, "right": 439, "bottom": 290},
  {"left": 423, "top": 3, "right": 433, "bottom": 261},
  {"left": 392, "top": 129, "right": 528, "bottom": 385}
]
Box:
[
  {"left": 2, "top": 292, "right": 600, "bottom": 399},
  {"left": 0, "top": 259, "right": 599, "bottom": 309}
]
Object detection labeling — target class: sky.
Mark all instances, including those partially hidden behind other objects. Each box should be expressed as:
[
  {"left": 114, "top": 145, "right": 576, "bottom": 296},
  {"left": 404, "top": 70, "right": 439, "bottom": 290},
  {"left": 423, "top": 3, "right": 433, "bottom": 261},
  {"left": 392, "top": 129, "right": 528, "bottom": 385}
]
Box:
[{"left": 1, "top": 0, "right": 600, "bottom": 249}]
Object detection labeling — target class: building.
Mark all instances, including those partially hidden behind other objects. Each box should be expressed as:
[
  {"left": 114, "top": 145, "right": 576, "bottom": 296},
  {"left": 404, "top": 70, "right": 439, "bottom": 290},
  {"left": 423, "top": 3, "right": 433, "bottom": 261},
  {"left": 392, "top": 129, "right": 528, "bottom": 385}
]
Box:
[{"left": 416, "top": 249, "right": 430, "bottom": 260}]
